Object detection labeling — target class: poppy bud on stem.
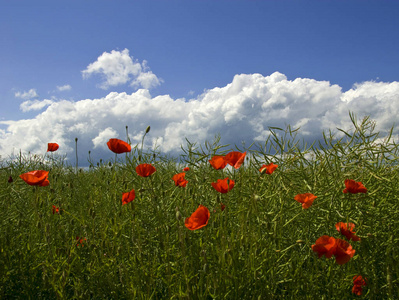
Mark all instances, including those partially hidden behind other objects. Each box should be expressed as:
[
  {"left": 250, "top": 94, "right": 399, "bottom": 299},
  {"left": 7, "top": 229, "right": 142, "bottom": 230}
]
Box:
[{"left": 75, "top": 137, "right": 78, "bottom": 174}]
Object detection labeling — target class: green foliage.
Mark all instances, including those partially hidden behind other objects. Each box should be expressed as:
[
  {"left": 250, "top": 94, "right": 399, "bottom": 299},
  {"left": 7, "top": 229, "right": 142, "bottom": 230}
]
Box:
[{"left": 1, "top": 114, "right": 399, "bottom": 299}]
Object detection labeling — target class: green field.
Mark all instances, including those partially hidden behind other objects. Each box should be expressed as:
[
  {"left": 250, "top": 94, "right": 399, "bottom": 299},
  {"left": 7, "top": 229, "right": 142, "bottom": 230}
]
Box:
[{"left": 1, "top": 114, "right": 398, "bottom": 299}]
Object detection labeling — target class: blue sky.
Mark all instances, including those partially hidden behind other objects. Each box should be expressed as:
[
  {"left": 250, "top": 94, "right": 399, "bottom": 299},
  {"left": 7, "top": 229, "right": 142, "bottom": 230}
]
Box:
[{"left": 1, "top": 0, "right": 399, "bottom": 164}]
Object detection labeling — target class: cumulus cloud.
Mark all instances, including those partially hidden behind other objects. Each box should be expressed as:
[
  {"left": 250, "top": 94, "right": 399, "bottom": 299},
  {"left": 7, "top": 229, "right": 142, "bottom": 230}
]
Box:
[
  {"left": 19, "top": 99, "right": 54, "bottom": 112},
  {"left": 57, "top": 84, "right": 72, "bottom": 91},
  {"left": 15, "top": 88, "right": 38, "bottom": 100},
  {"left": 1, "top": 72, "right": 399, "bottom": 165},
  {"left": 82, "top": 49, "right": 162, "bottom": 90}
]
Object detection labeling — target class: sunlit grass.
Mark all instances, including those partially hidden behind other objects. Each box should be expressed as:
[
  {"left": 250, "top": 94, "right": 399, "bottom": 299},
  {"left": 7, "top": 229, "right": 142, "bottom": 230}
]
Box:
[{"left": 1, "top": 113, "right": 399, "bottom": 299}]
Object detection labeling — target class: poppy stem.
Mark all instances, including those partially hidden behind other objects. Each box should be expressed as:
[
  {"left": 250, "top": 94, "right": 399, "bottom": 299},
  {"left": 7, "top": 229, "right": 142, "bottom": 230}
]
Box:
[{"left": 75, "top": 137, "right": 79, "bottom": 174}]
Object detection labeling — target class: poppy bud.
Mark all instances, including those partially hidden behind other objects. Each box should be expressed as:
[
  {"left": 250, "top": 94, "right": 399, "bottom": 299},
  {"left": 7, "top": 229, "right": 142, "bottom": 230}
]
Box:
[
  {"left": 145, "top": 126, "right": 151, "bottom": 134},
  {"left": 176, "top": 210, "right": 183, "bottom": 221},
  {"left": 8, "top": 176, "right": 13, "bottom": 183}
]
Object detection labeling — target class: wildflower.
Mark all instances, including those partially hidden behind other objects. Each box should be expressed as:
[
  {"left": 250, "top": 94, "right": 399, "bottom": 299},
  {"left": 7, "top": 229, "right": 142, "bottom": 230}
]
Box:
[
  {"left": 172, "top": 172, "right": 188, "bottom": 187},
  {"left": 334, "top": 238, "right": 356, "bottom": 265},
  {"left": 76, "top": 236, "right": 87, "bottom": 247},
  {"left": 122, "top": 189, "right": 135, "bottom": 205},
  {"left": 352, "top": 275, "right": 367, "bottom": 296},
  {"left": 209, "top": 155, "right": 227, "bottom": 170},
  {"left": 220, "top": 203, "right": 226, "bottom": 211},
  {"left": 343, "top": 179, "right": 367, "bottom": 194},
  {"left": 136, "top": 163, "right": 156, "bottom": 177},
  {"left": 183, "top": 167, "right": 190, "bottom": 171},
  {"left": 294, "top": 193, "right": 317, "bottom": 209},
  {"left": 259, "top": 162, "right": 278, "bottom": 174},
  {"left": 52, "top": 205, "right": 60, "bottom": 214},
  {"left": 311, "top": 235, "right": 337, "bottom": 259},
  {"left": 335, "top": 222, "right": 361, "bottom": 241},
  {"left": 185, "top": 205, "right": 210, "bottom": 230},
  {"left": 8, "top": 176, "right": 13, "bottom": 183},
  {"left": 47, "top": 143, "right": 59, "bottom": 152},
  {"left": 224, "top": 151, "right": 246, "bottom": 169},
  {"left": 311, "top": 235, "right": 355, "bottom": 265},
  {"left": 211, "top": 177, "right": 235, "bottom": 193},
  {"left": 20, "top": 170, "right": 49, "bottom": 186},
  {"left": 106, "top": 138, "right": 131, "bottom": 154}
]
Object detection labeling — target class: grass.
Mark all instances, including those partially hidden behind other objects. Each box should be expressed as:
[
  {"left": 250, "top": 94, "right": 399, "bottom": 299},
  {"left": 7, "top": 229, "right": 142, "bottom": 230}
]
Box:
[{"left": 1, "top": 113, "right": 399, "bottom": 299}]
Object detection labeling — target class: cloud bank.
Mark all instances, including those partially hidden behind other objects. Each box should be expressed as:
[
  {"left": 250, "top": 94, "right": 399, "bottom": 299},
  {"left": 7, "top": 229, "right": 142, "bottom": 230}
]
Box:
[
  {"left": 1, "top": 72, "right": 398, "bottom": 165},
  {"left": 82, "top": 49, "right": 162, "bottom": 90}
]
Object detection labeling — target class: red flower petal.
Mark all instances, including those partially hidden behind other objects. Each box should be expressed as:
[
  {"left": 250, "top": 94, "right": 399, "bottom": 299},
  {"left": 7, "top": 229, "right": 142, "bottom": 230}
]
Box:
[
  {"left": 224, "top": 151, "right": 246, "bottom": 169},
  {"left": 209, "top": 156, "right": 227, "bottom": 170},
  {"left": 107, "top": 138, "right": 131, "bottom": 154},
  {"left": 294, "top": 193, "right": 317, "bottom": 209},
  {"left": 343, "top": 179, "right": 367, "bottom": 194},
  {"left": 19, "top": 170, "right": 49, "bottom": 186},
  {"left": 122, "top": 189, "right": 135, "bottom": 205},
  {"left": 47, "top": 143, "right": 59, "bottom": 152},
  {"left": 211, "top": 177, "right": 235, "bottom": 193},
  {"left": 259, "top": 162, "right": 278, "bottom": 174},
  {"left": 184, "top": 205, "right": 210, "bottom": 230},
  {"left": 136, "top": 164, "right": 156, "bottom": 177}
]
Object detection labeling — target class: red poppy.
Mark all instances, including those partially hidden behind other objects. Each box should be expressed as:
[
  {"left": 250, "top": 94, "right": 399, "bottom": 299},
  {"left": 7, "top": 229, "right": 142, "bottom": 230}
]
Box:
[
  {"left": 47, "top": 143, "right": 59, "bottom": 152},
  {"left": 122, "top": 189, "right": 135, "bottom": 205},
  {"left": 259, "top": 162, "right": 278, "bottom": 174},
  {"left": 311, "top": 235, "right": 337, "bottom": 259},
  {"left": 107, "top": 138, "right": 131, "bottom": 154},
  {"left": 335, "top": 222, "right": 360, "bottom": 241},
  {"left": 312, "top": 235, "right": 355, "bottom": 265},
  {"left": 352, "top": 275, "right": 367, "bottom": 296},
  {"left": 224, "top": 151, "right": 246, "bottom": 169},
  {"left": 343, "top": 179, "right": 367, "bottom": 194},
  {"left": 220, "top": 203, "right": 226, "bottom": 211},
  {"left": 211, "top": 177, "right": 235, "bottom": 193},
  {"left": 172, "top": 172, "right": 188, "bottom": 187},
  {"left": 52, "top": 205, "right": 60, "bottom": 214},
  {"left": 136, "top": 164, "right": 156, "bottom": 177},
  {"left": 183, "top": 167, "right": 190, "bottom": 171},
  {"left": 334, "top": 238, "right": 356, "bottom": 265},
  {"left": 209, "top": 155, "right": 227, "bottom": 170},
  {"left": 20, "top": 170, "right": 49, "bottom": 186},
  {"left": 294, "top": 193, "right": 317, "bottom": 209},
  {"left": 184, "top": 205, "right": 210, "bottom": 230},
  {"left": 76, "top": 236, "right": 87, "bottom": 247}
]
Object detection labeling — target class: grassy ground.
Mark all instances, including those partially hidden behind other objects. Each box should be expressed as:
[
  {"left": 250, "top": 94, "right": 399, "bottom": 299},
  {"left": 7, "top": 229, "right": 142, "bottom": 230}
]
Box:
[{"left": 1, "top": 115, "right": 399, "bottom": 299}]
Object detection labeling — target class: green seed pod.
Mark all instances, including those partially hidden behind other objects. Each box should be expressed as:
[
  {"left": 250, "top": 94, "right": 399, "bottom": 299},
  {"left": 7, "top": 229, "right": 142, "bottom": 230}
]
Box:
[{"left": 145, "top": 126, "right": 151, "bottom": 134}]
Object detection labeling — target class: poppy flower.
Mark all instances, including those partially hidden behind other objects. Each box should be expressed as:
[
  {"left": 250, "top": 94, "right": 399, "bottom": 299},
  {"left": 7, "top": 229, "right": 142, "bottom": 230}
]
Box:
[
  {"left": 20, "top": 170, "right": 50, "bottom": 186},
  {"left": 106, "top": 138, "right": 131, "bottom": 154},
  {"left": 122, "top": 189, "right": 135, "bottom": 205},
  {"left": 343, "top": 179, "right": 367, "bottom": 194},
  {"left": 211, "top": 177, "right": 235, "bottom": 193},
  {"left": 172, "top": 172, "right": 188, "bottom": 187},
  {"left": 136, "top": 163, "right": 156, "bottom": 177},
  {"left": 294, "top": 193, "right": 317, "bottom": 209},
  {"left": 209, "top": 155, "right": 227, "bottom": 170},
  {"left": 312, "top": 236, "right": 355, "bottom": 265},
  {"left": 76, "top": 236, "right": 87, "bottom": 247},
  {"left": 311, "top": 235, "right": 337, "bottom": 259},
  {"left": 52, "top": 205, "right": 60, "bottom": 214},
  {"left": 184, "top": 205, "right": 210, "bottom": 230},
  {"left": 183, "top": 167, "right": 190, "bottom": 171},
  {"left": 47, "top": 143, "right": 59, "bottom": 152},
  {"left": 224, "top": 151, "right": 246, "bottom": 169},
  {"left": 220, "top": 203, "right": 226, "bottom": 211},
  {"left": 259, "top": 163, "right": 278, "bottom": 174},
  {"left": 334, "top": 238, "right": 356, "bottom": 265},
  {"left": 335, "top": 222, "right": 360, "bottom": 241},
  {"left": 352, "top": 275, "right": 367, "bottom": 296}
]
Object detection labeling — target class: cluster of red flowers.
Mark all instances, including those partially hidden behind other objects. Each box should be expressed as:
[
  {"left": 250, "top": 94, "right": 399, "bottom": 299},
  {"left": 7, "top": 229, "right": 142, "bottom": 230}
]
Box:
[{"left": 352, "top": 275, "right": 367, "bottom": 296}]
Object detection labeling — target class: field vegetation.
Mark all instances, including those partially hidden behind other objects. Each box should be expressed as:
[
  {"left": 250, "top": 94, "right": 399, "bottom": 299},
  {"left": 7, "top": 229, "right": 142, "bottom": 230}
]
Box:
[{"left": 1, "top": 114, "right": 399, "bottom": 299}]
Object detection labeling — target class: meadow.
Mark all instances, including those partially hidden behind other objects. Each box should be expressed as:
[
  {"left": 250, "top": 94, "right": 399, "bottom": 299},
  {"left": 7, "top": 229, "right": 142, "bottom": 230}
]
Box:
[{"left": 1, "top": 114, "right": 398, "bottom": 299}]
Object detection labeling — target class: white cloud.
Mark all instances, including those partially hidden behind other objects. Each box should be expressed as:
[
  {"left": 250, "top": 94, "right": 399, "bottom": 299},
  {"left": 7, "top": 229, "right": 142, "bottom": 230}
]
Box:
[
  {"left": 1, "top": 72, "right": 399, "bottom": 165},
  {"left": 92, "top": 127, "right": 118, "bottom": 149},
  {"left": 20, "top": 99, "right": 54, "bottom": 112},
  {"left": 15, "top": 89, "right": 38, "bottom": 100},
  {"left": 57, "top": 84, "right": 72, "bottom": 91},
  {"left": 82, "top": 49, "right": 162, "bottom": 90}
]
